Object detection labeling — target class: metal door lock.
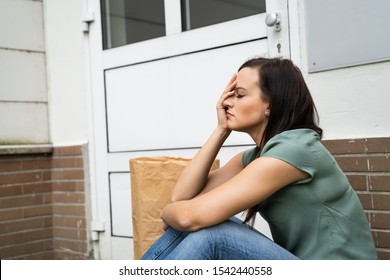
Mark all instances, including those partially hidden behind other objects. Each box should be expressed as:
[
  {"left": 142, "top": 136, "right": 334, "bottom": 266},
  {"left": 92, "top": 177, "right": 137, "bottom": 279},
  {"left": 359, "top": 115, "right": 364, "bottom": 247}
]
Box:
[{"left": 265, "top": 12, "right": 281, "bottom": 32}]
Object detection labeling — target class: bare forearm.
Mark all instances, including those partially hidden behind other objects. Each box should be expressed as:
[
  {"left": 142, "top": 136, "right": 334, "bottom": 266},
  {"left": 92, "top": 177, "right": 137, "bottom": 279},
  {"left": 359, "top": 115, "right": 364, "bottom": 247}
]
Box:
[
  {"left": 171, "top": 127, "right": 230, "bottom": 201},
  {"left": 161, "top": 201, "right": 195, "bottom": 231},
  {"left": 171, "top": 74, "right": 236, "bottom": 202}
]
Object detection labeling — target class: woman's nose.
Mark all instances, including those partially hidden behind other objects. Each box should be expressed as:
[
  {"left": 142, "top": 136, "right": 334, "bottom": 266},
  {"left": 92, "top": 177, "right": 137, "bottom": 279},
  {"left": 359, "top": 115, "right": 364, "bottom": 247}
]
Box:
[{"left": 223, "top": 96, "right": 233, "bottom": 108}]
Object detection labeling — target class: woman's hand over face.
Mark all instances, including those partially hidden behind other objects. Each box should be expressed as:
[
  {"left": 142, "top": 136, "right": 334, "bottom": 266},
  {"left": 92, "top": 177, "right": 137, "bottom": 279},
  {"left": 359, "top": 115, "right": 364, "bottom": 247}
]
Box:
[{"left": 216, "top": 74, "right": 237, "bottom": 131}]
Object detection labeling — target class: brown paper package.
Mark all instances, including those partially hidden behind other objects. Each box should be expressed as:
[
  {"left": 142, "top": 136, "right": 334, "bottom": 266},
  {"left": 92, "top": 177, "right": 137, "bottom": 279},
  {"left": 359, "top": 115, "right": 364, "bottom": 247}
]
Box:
[{"left": 130, "top": 157, "right": 220, "bottom": 259}]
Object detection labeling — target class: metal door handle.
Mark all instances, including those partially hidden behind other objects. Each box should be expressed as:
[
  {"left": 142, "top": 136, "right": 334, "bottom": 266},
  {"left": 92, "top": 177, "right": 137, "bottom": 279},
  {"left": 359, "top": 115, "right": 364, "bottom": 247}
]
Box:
[{"left": 265, "top": 12, "right": 281, "bottom": 32}]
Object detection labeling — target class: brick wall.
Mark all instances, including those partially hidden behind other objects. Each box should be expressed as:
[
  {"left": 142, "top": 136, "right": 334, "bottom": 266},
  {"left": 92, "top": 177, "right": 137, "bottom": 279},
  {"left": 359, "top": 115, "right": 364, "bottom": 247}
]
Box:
[
  {"left": 0, "top": 145, "right": 90, "bottom": 259},
  {"left": 323, "top": 137, "right": 390, "bottom": 260},
  {"left": 0, "top": 139, "right": 389, "bottom": 259}
]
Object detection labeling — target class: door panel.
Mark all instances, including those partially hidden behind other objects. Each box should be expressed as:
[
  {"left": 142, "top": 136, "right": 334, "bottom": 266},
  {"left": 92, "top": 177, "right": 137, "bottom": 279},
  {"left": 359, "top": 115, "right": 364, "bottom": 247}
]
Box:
[
  {"left": 105, "top": 40, "right": 267, "bottom": 152},
  {"left": 109, "top": 173, "right": 133, "bottom": 237}
]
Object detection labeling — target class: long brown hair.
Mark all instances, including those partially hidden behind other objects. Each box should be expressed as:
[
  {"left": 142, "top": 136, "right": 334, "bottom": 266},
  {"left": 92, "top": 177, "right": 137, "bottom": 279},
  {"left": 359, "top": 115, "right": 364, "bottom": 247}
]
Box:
[{"left": 239, "top": 58, "right": 323, "bottom": 225}]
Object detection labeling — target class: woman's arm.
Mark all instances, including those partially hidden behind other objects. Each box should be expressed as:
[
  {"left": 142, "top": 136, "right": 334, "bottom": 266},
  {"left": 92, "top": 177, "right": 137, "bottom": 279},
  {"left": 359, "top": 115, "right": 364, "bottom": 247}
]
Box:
[
  {"left": 162, "top": 156, "right": 310, "bottom": 231},
  {"left": 162, "top": 151, "right": 244, "bottom": 231},
  {"left": 171, "top": 74, "right": 238, "bottom": 202},
  {"left": 171, "top": 127, "right": 230, "bottom": 202}
]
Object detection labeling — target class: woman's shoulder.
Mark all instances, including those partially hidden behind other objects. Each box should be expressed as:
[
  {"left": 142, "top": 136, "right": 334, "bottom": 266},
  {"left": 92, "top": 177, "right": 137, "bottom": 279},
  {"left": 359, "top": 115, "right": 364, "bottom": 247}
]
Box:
[
  {"left": 242, "top": 129, "right": 320, "bottom": 167},
  {"left": 262, "top": 129, "right": 320, "bottom": 154},
  {"left": 259, "top": 129, "right": 322, "bottom": 171},
  {"left": 269, "top": 128, "right": 319, "bottom": 142}
]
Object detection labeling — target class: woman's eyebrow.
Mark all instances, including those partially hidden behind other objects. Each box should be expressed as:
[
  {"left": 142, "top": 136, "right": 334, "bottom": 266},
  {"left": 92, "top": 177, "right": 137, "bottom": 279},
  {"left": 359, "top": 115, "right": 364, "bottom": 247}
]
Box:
[{"left": 235, "top": 86, "right": 247, "bottom": 91}]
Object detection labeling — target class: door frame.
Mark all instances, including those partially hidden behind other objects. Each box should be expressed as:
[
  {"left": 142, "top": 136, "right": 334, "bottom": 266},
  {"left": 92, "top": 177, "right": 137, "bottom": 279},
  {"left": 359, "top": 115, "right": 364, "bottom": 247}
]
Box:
[{"left": 84, "top": 0, "right": 296, "bottom": 259}]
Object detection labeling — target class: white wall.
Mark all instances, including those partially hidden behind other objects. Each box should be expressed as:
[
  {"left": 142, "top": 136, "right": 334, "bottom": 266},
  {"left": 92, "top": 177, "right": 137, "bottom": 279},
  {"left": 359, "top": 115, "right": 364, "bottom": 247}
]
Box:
[
  {"left": 305, "top": 62, "right": 390, "bottom": 140},
  {"left": 0, "top": 0, "right": 49, "bottom": 144},
  {"left": 43, "top": 0, "right": 88, "bottom": 146},
  {"left": 0, "top": 0, "right": 88, "bottom": 146},
  {"left": 296, "top": 0, "right": 390, "bottom": 140}
]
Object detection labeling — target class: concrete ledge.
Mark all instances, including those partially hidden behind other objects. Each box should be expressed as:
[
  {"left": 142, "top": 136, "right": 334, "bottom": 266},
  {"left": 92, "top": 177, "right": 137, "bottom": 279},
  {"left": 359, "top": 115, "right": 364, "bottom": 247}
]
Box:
[{"left": 0, "top": 144, "right": 53, "bottom": 155}]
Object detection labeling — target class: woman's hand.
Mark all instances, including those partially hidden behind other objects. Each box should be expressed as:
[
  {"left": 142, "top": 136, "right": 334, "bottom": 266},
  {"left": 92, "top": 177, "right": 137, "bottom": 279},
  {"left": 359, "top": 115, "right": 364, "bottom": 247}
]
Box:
[
  {"left": 169, "top": 74, "right": 238, "bottom": 204},
  {"left": 216, "top": 74, "right": 237, "bottom": 131},
  {"left": 162, "top": 220, "right": 169, "bottom": 231}
]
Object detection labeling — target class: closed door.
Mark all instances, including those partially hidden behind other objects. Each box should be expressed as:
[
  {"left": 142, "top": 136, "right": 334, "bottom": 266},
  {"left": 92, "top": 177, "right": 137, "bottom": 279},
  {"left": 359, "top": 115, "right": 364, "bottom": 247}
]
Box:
[{"left": 86, "top": 0, "right": 290, "bottom": 259}]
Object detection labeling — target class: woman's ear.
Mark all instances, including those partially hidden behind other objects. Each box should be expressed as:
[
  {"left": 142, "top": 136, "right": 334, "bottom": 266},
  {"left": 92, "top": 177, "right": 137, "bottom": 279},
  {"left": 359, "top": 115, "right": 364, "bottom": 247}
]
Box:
[{"left": 265, "top": 105, "right": 270, "bottom": 117}]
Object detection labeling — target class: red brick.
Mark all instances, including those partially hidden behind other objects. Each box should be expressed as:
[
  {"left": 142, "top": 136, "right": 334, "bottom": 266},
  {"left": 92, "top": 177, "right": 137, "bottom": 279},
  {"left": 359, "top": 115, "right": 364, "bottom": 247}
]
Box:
[
  {"left": 53, "top": 239, "right": 88, "bottom": 254},
  {"left": 0, "top": 217, "right": 52, "bottom": 234},
  {"left": 23, "top": 182, "right": 52, "bottom": 195},
  {"left": 25, "top": 228, "right": 53, "bottom": 243},
  {"left": 51, "top": 157, "right": 83, "bottom": 169},
  {"left": 377, "top": 250, "right": 390, "bottom": 260},
  {"left": 322, "top": 139, "right": 366, "bottom": 154},
  {"left": 52, "top": 217, "right": 86, "bottom": 228},
  {"left": 53, "top": 251, "right": 88, "bottom": 260},
  {"left": 23, "top": 251, "right": 54, "bottom": 260},
  {"left": 0, "top": 228, "right": 54, "bottom": 247},
  {"left": 50, "top": 169, "right": 84, "bottom": 181},
  {"left": 0, "top": 171, "right": 45, "bottom": 185},
  {"left": 51, "top": 181, "right": 84, "bottom": 192},
  {"left": 0, "top": 195, "right": 44, "bottom": 209},
  {"left": 52, "top": 193, "right": 85, "bottom": 204},
  {"left": 52, "top": 146, "right": 82, "bottom": 157},
  {"left": 52, "top": 205, "right": 85, "bottom": 216},
  {"left": 0, "top": 185, "right": 23, "bottom": 197},
  {"left": 42, "top": 193, "right": 53, "bottom": 204},
  {"left": 335, "top": 156, "right": 370, "bottom": 172},
  {"left": 23, "top": 205, "right": 53, "bottom": 218},
  {"left": 0, "top": 232, "right": 25, "bottom": 247},
  {"left": 365, "top": 138, "right": 390, "bottom": 153},
  {"left": 372, "top": 193, "right": 390, "bottom": 210},
  {"left": 0, "top": 161, "right": 22, "bottom": 172},
  {"left": 347, "top": 175, "right": 367, "bottom": 191},
  {"left": 53, "top": 227, "right": 87, "bottom": 240},
  {"left": 44, "top": 239, "right": 54, "bottom": 251},
  {"left": 372, "top": 230, "right": 390, "bottom": 248},
  {"left": 368, "top": 175, "right": 390, "bottom": 191},
  {"left": 0, "top": 208, "right": 23, "bottom": 221},
  {"left": 0, "top": 240, "right": 49, "bottom": 259},
  {"left": 367, "top": 156, "right": 390, "bottom": 172},
  {"left": 370, "top": 212, "right": 390, "bottom": 229},
  {"left": 22, "top": 158, "right": 51, "bottom": 171}
]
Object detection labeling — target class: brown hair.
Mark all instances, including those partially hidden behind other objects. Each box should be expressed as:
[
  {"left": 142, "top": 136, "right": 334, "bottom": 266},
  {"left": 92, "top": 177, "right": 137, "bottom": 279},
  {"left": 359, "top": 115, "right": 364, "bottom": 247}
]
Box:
[{"left": 238, "top": 57, "right": 322, "bottom": 224}]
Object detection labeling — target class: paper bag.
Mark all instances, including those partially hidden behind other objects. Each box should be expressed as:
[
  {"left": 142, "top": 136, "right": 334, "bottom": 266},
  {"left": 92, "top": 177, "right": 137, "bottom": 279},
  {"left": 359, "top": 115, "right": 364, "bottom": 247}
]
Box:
[{"left": 129, "top": 156, "right": 219, "bottom": 260}]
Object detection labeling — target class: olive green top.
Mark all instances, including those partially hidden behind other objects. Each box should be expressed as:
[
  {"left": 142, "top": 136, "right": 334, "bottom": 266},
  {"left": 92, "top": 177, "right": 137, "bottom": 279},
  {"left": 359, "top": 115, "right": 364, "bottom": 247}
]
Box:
[{"left": 242, "top": 129, "right": 377, "bottom": 260}]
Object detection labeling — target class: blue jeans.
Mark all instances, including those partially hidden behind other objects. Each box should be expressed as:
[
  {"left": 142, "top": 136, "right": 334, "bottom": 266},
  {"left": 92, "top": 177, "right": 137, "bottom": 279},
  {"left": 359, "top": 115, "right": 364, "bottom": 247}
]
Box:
[{"left": 141, "top": 217, "right": 299, "bottom": 260}]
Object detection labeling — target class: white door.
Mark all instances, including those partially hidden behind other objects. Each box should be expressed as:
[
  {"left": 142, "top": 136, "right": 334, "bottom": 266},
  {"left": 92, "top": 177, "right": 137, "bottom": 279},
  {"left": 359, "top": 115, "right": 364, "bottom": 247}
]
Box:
[{"left": 85, "top": 0, "right": 291, "bottom": 259}]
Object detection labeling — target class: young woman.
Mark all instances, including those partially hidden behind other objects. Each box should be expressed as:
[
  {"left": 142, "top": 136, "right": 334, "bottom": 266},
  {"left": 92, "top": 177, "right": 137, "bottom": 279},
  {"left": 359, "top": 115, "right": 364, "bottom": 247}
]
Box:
[{"left": 141, "top": 57, "right": 378, "bottom": 260}]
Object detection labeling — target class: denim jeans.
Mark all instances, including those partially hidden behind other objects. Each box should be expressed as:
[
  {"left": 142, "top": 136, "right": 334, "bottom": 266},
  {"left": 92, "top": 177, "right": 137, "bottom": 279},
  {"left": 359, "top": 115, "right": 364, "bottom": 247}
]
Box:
[{"left": 141, "top": 217, "right": 299, "bottom": 260}]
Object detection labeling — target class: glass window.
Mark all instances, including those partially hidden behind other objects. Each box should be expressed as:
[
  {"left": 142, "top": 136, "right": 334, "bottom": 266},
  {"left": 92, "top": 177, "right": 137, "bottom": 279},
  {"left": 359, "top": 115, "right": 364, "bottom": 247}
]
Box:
[
  {"left": 181, "top": 0, "right": 265, "bottom": 31},
  {"left": 102, "top": 0, "right": 165, "bottom": 49}
]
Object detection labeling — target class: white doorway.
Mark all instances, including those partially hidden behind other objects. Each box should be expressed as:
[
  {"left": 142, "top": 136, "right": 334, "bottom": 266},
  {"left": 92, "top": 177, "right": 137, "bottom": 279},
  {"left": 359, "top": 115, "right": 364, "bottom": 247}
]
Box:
[{"left": 85, "top": 0, "right": 291, "bottom": 259}]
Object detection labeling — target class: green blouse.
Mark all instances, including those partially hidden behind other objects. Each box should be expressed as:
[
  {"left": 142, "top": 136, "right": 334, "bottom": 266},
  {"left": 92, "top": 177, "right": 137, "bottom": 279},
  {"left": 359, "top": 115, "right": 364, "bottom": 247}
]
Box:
[{"left": 242, "top": 129, "right": 377, "bottom": 260}]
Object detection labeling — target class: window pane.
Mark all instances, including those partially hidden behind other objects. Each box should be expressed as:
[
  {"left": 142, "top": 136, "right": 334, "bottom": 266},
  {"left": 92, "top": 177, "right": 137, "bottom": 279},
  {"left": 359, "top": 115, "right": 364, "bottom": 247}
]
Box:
[
  {"left": 181, "top": 0, "right": 266, "bottom": 31},
  {"left": 102, "top": 0, "right": 165, "bottom": 49}
]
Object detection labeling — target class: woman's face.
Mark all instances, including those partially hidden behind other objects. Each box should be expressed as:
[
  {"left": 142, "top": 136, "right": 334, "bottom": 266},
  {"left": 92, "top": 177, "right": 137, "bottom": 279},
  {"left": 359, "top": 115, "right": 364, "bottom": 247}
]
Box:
[{"left": 223, "top": 67, "right": 270, "bottom": 135}]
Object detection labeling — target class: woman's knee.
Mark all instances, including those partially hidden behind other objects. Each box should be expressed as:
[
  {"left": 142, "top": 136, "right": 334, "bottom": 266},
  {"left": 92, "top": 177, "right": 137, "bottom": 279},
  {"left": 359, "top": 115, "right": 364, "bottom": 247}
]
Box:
[{"left": 183, "top": 220, "right": 238, "bottom": 245}]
